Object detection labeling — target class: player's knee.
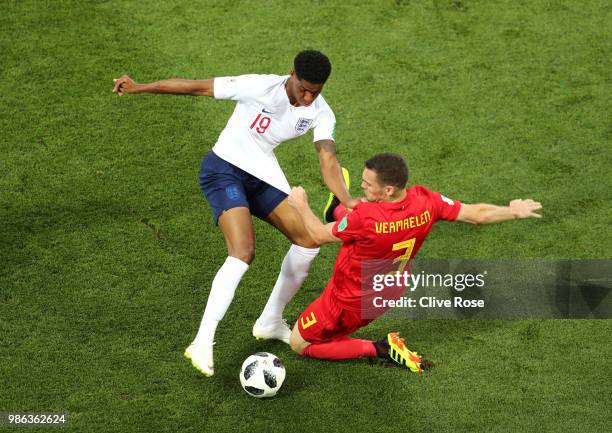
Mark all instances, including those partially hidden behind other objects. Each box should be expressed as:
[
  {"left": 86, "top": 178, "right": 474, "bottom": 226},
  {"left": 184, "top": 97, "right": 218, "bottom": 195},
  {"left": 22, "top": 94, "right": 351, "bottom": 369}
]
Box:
[
  {"left": 228, "top": 245, "right": 255, "bottom": 265},
  {"left": 291, "top": 234, "right": 319, "bottom": 249},
  {"left": 290, "top": 330, "right": 308, "bottom": 355},
  {"left": 289, "top": 338, "right": 303, "bottom": 355}
]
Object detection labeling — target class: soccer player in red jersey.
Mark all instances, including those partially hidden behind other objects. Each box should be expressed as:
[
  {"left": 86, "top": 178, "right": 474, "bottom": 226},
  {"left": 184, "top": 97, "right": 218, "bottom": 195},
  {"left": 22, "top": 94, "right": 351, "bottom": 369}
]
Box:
[{"left": 287, "top": 153, "right": 542, "bottom": 373}]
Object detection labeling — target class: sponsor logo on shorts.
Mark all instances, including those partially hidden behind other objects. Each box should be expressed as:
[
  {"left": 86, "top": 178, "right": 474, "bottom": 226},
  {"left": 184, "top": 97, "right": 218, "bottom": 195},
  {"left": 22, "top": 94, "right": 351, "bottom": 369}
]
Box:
[{"left": 225, "top": 185, "right": 241, "bottom": 201}]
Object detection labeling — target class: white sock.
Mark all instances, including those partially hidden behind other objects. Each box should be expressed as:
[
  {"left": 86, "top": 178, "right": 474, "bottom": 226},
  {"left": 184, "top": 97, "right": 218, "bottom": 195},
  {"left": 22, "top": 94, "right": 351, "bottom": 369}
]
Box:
[
  {"left": 192, "top": 256, "right": 249, "bottom": 347},
  {"left": 258, "top": 244, "right": 320, "bottom": 325}
]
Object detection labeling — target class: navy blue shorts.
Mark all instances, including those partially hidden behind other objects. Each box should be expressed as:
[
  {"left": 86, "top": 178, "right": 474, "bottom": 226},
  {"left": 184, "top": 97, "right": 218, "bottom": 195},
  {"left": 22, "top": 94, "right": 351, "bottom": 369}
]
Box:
[{"left": 199, "top": 151, "right": 288, "bottom": 225}]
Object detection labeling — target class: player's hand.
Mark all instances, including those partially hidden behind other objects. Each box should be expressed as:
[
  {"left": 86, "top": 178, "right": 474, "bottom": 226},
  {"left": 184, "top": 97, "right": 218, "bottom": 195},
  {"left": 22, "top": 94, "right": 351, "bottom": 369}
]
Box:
[
  {"left": 288, "top": 186, "right": 308, "bottom": 210},
  {"left": 112, "top": 75, "right": 137, "bottom": 96},
  {"left": 509, "top": 199, "right": 542, "bottom": 219}
]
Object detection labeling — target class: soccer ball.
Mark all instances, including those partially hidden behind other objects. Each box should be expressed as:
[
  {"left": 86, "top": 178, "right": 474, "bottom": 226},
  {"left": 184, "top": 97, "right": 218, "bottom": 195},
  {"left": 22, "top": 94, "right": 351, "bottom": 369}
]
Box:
[{"left": 239, "top": 352, "right": 286, "bottom": 398}]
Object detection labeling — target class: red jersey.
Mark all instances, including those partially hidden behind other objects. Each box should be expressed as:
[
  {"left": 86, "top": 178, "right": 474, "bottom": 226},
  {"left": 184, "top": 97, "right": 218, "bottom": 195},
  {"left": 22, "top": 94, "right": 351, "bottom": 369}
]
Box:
[{"left": 327, "top": 185, "right": 461, "bottom": 312}]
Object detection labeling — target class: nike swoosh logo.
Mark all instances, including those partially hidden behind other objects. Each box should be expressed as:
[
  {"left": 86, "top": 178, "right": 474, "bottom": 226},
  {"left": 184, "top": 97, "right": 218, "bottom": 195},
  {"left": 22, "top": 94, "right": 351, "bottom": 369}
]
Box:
[{"left": 262, "top": 108, "right": 274, "bottom": 114}]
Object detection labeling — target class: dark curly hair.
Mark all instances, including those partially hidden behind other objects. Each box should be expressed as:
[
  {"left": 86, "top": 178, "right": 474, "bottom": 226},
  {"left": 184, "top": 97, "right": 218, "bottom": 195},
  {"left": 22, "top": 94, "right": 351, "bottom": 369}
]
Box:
[
  {"left": 365, "top": 153, "right": 409, "bottom": 188},
  {"left": 294, "top": 50, "right": 332, "bottom": 84}
]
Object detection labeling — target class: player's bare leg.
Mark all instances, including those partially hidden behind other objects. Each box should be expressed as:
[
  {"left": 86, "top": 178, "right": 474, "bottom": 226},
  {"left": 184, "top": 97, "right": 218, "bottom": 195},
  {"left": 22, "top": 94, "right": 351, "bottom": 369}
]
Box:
[
  {"left": 186, "top": 207, "right": 254, "bottom": 377},
  {"left": 218, "top": 207, "right": 257, "bottom": 264},
  {"left": 265, "top": 198, "right": 319, "bottom": 248},
  {"left": 289, "top": 321, "right": 311, "bottom": 355},
  {"left": 253, "top": 199, "right": 319, "bottom": 343}
]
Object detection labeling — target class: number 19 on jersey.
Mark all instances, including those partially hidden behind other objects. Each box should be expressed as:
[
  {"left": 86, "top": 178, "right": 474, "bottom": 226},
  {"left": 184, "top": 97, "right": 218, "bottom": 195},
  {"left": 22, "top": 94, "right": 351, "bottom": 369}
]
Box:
[{"left": 250, "top": 114, "right": 271, "bottom": 133}]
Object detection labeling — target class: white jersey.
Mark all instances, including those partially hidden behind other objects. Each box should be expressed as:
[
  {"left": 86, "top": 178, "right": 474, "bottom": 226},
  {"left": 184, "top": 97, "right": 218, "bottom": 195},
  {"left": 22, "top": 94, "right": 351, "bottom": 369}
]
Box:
[{"left": 212, "top": 74, "right": 336, "bottom": 194}]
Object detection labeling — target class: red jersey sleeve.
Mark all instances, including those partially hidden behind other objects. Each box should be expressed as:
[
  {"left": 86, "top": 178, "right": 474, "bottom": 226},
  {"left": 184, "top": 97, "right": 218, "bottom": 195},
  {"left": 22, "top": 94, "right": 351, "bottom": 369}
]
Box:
[
  {"left": 424, "top": 187, "right": 462, "bottom": 221},
  {"left": 331, "top": 206, "right": 365, "bottom": 242}
]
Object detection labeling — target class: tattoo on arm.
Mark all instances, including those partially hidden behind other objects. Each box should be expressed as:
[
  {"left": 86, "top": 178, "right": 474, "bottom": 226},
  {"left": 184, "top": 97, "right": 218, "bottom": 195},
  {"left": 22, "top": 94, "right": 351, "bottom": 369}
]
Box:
[{"left": 315, "top": 139, "right": 337, "bottom": 155}]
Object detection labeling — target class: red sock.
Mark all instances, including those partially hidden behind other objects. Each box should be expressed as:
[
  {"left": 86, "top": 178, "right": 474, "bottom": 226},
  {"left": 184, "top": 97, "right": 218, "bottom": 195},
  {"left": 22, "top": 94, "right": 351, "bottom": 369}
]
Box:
[
  {"left": 333, "top": 204, "right": 349, "bottom": 221},
  {"left": 302, "top": 338, "right": 376, "bottom": 360}
]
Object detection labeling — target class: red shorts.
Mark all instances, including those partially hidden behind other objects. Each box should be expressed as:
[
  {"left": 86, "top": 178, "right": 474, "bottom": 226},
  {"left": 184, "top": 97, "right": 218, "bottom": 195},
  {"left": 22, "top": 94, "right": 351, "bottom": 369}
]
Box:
[{"left": 297, "top": 290, "right": 373, "bottom": 344}]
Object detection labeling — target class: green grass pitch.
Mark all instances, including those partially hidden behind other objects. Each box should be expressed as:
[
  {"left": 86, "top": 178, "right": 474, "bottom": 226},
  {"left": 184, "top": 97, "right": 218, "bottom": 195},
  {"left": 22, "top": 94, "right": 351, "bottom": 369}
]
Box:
[{"left": 1, "top": 1, "right": 611, "bottom": 432}]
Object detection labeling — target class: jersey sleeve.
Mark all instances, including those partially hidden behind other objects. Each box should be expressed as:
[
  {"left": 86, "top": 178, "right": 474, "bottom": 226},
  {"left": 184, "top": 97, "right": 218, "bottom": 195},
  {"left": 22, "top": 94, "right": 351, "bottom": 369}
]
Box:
[
  {"left": 416, "top": 186, "right": 461, "bottom": 221},
  {"left": 312, "top": 96, "right": 336, "bottom": 142},
  {"left": 213, "top": 74, "right": 261, "bottom": 101},
  {"left": 431, "top": 190, "right": 462, "bottom": 221},
  {"left": 332, "top": 207, "right": 364, "bottom": 242}
]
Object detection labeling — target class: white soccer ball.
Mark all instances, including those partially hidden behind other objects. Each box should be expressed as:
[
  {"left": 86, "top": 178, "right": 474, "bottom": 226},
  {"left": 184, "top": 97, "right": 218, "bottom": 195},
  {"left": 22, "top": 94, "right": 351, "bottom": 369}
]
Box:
[{"left": 239, "top": 352, "right": 286, "bottom": 398}]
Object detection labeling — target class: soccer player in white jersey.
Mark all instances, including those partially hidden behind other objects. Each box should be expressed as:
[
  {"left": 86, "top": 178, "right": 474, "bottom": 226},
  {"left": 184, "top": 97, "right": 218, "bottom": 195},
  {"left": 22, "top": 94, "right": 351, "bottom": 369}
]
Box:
[{"left": 112, "top": 51, "right": 358, "bottom": 377}]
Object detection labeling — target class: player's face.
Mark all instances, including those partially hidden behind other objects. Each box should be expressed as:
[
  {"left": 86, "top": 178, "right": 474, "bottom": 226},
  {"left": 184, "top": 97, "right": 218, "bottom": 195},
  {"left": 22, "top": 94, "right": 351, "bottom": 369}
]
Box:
[
  {"left": 361, "top": 168, "right": 387, "bottom": 202},
  {"left": 361, "top": 168, "right": 400, "bottom": 202},
  {"left": 286, "top": 73, "right": 323, "bottom": 107}
]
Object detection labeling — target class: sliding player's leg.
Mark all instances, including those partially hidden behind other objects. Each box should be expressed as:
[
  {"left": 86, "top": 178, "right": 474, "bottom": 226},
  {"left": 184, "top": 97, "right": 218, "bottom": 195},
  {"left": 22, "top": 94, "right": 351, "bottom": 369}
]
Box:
[
  {"left": 289, "top": 294, "right": 377, "bottom": 360},
  {"left": 253, "top": 199, "right": 320, "bottom": 343},
  {"left": 290, "top": 293, "right": 427, "bottom": 373}
]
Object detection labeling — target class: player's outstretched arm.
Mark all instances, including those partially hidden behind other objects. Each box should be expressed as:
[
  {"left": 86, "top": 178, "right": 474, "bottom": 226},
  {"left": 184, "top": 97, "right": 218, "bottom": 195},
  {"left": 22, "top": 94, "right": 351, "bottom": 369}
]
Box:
[
  {"left": 112, "top": 75, "right": 214, "bottom": 96},
  {"left": 315, "top": 140, "right": 360, "bottom": 209},
  {"left": 288, "top": 186, "right": 341, "bottom": 245},
  {"left": 456, "top": 199, "right": 542, "bottom": 225}
]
